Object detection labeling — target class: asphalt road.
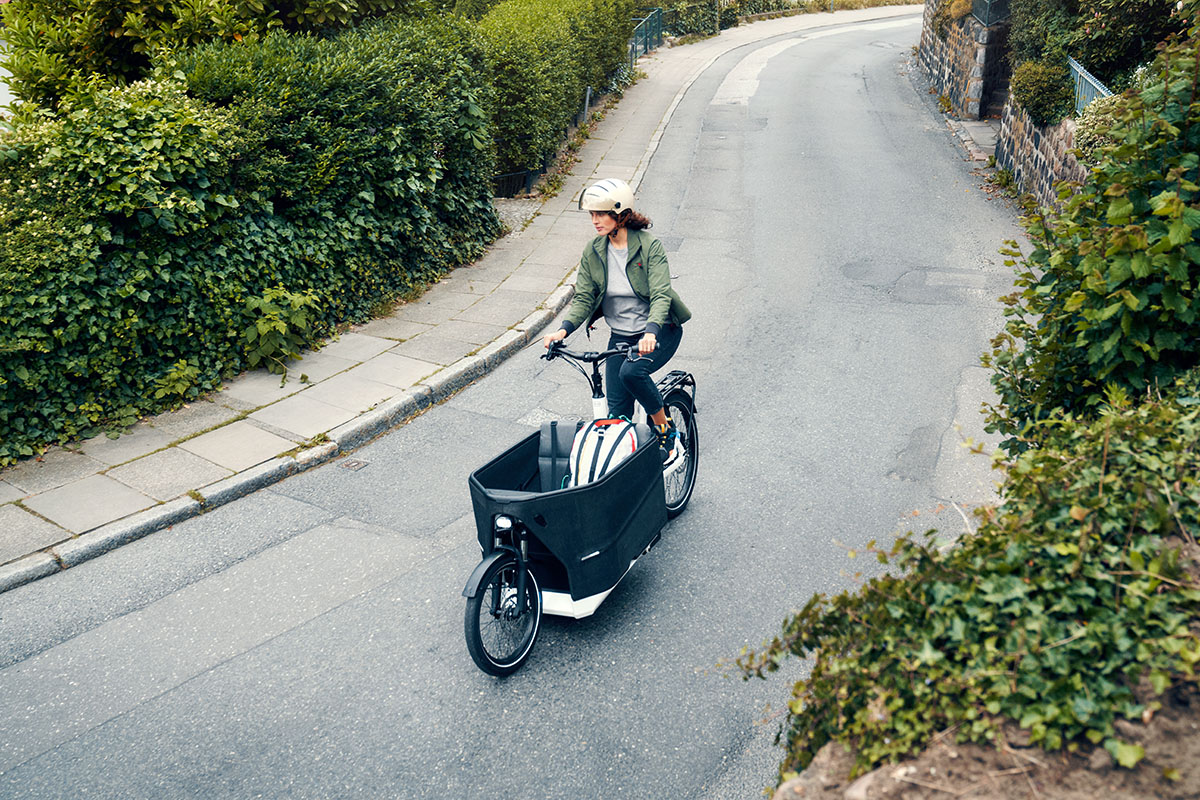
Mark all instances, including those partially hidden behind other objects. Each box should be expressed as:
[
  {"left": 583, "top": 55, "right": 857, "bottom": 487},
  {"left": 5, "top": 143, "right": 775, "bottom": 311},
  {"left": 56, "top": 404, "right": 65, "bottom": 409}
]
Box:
[{"left": 0, "top": 15, "right": 1023, "bottom": 799}]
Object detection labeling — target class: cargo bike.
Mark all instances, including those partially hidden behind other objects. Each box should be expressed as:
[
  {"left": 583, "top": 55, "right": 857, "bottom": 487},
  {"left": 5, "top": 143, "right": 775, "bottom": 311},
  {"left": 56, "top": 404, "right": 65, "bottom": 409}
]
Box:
[{"left": 462, "top": 342, "right": 698, "bottom": 676}]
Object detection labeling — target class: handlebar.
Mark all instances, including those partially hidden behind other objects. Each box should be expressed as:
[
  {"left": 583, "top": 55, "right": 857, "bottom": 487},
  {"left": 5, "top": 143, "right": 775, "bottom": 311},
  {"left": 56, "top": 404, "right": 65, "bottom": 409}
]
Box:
[{"left": 541, "top": 341, "right": 635, "bottom": 363}]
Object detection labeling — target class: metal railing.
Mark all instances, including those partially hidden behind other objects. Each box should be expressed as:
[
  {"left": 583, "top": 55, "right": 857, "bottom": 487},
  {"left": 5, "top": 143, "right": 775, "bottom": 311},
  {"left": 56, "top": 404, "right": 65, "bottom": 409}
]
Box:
[
  {"left": 1068, "top": 56, "right": 1113, "bottom": 115},
  {"left": 629, "top": 8, "right": 664, "bottom": 70},
  {"left": 971, "top": 0, "right": 1010, "bottom": 26}
]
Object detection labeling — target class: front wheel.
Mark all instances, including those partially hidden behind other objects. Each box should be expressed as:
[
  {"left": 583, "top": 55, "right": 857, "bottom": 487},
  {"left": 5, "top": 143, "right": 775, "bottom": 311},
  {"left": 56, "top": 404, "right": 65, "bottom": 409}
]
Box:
[
  {"left": 662, "top": 390, "right": 698, "bottom": 518},
  {"left": 465, "top": 557, "right": 541, "bottom": 677}
]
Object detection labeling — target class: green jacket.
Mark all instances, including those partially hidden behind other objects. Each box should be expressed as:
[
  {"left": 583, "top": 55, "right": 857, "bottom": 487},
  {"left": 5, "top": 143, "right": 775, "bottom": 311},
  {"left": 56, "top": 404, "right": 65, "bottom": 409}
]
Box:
[{"left": 560, "top": 229, "right": 692, "bottom": 337}]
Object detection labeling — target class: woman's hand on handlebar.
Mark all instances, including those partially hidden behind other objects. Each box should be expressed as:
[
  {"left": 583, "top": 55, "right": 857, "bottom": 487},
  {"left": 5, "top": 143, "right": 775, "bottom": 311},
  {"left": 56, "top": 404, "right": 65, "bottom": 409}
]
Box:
[
  {"left": 543, "top": 329, "right": 567, "bottom": 350},
  {"left": 638, "top": 333, "right": 657, "bottom": 355}
]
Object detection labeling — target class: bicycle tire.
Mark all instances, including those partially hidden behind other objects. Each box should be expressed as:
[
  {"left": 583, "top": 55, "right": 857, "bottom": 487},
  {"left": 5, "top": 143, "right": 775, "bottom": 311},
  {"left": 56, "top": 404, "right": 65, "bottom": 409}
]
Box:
[
  {"left": 464, "top": 557, "right": 541, "bottom": 677},
  {"left": 662, "top": 389, "right": 698, "bottom": 518}
]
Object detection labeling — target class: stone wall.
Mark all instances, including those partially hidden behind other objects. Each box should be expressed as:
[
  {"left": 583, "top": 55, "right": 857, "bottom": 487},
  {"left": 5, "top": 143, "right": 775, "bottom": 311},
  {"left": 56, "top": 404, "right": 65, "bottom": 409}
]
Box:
[
  {"left": 918, "top": 1, "right": 1009, "bottom": 119},
  {"left": 994, "top": 95, "right": 1087, "bottom": 209}
]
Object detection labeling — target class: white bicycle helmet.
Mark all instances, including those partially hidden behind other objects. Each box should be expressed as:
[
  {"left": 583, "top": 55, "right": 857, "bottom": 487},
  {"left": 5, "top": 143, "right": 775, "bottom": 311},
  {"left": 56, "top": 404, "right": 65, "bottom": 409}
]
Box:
[{"left": 579, "top": 178, "right": 635, "bottom": 214}]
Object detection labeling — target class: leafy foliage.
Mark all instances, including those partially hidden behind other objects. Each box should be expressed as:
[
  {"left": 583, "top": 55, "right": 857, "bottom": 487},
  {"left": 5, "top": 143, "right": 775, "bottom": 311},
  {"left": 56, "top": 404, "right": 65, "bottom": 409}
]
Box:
[
  {"left": 662, "top": 0, "right": 719, "bottom": 38},
  {"left": 478, "top": 0, "right": 637, "bottom": 174},
  {"left": 0, "top": 0, "right": 424, "bottom": 110},
  {"left": 931, "top": 0, "right": 971, "bottom": 40},
  {"left": 1073, "top": 92, "right": 1126, "bottom": 163},
  {"left": 243, "top": 286, "right": 319, "bottom": 375},
  {"left": 1010, "top": 57, "right": 1075, "bottom": 126},
  {"left": 0, "top": 16, "right": 499, "bottom": 464},
  {"left": 986, "top": 32, "right": 1200, "bottom": 441},
  {"left": 739, "top": 369, "right": 1200, "bottom": 780},
  {"left": 1008, "top": 0, "right": 1188, "bottom": 97}
]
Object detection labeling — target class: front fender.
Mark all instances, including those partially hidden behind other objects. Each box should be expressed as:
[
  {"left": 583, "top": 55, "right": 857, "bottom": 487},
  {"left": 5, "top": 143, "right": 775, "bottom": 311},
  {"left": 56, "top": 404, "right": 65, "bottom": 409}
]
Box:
[{"left": 462, "top": 549, "right": 518, "bottom": 599}]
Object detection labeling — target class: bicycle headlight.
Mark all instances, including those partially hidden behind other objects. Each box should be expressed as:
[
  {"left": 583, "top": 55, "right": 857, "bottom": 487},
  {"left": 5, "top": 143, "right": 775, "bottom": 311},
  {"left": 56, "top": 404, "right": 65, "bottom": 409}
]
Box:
[{"left": 493, "top": 515, "right": 513, "bottom": 531}]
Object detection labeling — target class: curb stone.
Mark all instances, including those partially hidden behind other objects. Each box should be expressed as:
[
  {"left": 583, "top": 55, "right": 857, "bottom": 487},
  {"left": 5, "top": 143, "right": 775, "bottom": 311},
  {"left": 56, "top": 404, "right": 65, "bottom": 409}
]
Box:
[
  {"left": 0, "top": 553, "right": 59, "bottom": 594},
  {"left": 52, "top": 497, "right": 202, "bottom": 568},
  {"left": 198, "top": 457, "right": 297, "bottom": 508},
  {"left": 327, "top": 390, "right": 431, "bottom": 451}
]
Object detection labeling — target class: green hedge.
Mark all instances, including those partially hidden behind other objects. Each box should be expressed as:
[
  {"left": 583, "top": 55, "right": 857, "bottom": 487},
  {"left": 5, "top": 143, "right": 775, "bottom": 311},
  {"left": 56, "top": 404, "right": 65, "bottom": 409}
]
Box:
[
  {"left": 662, "top": 1, "right": 719, "bottom": 37},
  {"left": 0, "top": 0, "right": 422, "bottom": 111},
  {"left": 479, "top": 0, "right": 636, "bottom": 174},
  {"left": 0, "top": 16, "right": 499, "bottom": 464}
]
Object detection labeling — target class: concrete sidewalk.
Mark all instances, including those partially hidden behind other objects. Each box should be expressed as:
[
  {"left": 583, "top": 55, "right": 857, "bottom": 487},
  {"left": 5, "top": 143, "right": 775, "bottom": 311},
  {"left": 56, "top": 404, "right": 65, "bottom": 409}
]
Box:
[{"left": 0, "top": 4, "right": 927, "bottom": 593}]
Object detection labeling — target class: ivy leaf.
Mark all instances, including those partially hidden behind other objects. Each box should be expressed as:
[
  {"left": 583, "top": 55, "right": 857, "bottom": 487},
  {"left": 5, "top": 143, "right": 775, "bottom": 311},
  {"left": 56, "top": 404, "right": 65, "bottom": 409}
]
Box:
[{"left": 1105, "top": 739, "right": 1145, "bottom": 768}]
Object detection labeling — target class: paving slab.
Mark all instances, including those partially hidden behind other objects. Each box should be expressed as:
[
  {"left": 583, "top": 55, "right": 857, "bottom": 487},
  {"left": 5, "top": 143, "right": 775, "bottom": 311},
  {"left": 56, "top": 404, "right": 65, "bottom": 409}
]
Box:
[
  {"left": 348, "top": 352, "right": 439, "bottom": 389},
  {"left": 454, "top": 290, "right": 546, "bottom": 327},
  {"left": 521, "top": 234, "right": 585, "bottom": 265},
  {"left": 296, "top": 373, "right": 398, "bottom": 414},
  {"left": 219, "top": 369, "right": 306, "bottom": 408},
  {"left": 78, "top": 424, "right": 174, "bottom": 467},
  {"left": 433, "top": 319, "right": 509, "bottom": 345},
  {"left": 434, "top": 275, "right": 502, "bottom": 296},
  {"left": 248, "top": 394, "right": 358, "bottom": 439},
  {"left": 352, "top": 317, "right": 433, "bottom": 341},
  {"left": 2, "top": 449, "right": 106, "bottom": 495},
  {"left": 311, "top": 333, "right": 394, "bottom": 363},
  {"left": 278, "top": 351, "right": 357, "bottom": 384},
  {"left": 178, "top": 421, "right": 299, "bottom": 473},
  {"left": 389, "top": 302, "right": 459, "bottom": 326},
  {"left": 389, "top": 334, "right": 479, "bottom": 366},
  {"left": 144, "top": 400, "right": 242, "bottom": 440},
  {"left": 415, "top": 290, "right": 481, "bottom": 313},
  {"left": 22, "top": 475, "right": 156, "bottom": 534},
  {"left": 0, "top": 482, "right": 24, "bottom": 504},
  {"left": 0, "top": 505, "right": 70, "bottom": 564},
  {"left": 107, "top": 449, "right": 232, "bottom": 502},
  {"left": 499, "top": 272, "right": 567, "bottom": 295}
]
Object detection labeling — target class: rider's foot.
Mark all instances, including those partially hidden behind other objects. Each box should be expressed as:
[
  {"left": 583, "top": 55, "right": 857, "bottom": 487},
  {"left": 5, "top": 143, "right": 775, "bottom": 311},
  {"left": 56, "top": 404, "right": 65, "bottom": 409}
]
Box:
[{"left": 654, "top": 421, "right": 678, "bottom": 465}]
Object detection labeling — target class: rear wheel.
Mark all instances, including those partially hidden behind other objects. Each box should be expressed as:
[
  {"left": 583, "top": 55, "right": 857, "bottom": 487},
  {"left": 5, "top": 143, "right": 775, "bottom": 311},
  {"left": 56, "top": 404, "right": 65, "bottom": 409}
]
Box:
[
  {"left": 662, "top": 390, "right": 698, "bottom": 518},
  {"left": 464, "top": 557, "right": 541, "bottom": 676}
]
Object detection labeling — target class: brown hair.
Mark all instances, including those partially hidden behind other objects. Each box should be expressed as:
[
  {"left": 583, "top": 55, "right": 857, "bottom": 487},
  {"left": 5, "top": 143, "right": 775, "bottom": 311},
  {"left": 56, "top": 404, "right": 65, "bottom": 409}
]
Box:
[{"left": 605, "top": 209, "right": 653, "bottom": 231}]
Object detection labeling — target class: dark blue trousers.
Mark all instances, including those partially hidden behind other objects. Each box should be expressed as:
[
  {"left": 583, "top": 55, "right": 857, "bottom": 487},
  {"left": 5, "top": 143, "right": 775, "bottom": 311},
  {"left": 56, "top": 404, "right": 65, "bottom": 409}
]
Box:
[{"left": 605, "top": 324, "right": 683, "bottom": 419}]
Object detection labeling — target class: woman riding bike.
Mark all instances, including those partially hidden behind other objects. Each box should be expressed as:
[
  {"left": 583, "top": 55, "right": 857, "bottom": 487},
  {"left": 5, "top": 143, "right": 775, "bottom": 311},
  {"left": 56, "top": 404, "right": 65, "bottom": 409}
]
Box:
[{"left": 543, "top": 178, "right": 692, "bottom": 461}]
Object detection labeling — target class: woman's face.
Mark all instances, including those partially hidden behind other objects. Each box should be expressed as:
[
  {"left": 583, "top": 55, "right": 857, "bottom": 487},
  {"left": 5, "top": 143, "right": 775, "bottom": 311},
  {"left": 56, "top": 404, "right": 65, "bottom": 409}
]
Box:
[{"left": 590, "top": 211, "right": 618, "bottom": 237}]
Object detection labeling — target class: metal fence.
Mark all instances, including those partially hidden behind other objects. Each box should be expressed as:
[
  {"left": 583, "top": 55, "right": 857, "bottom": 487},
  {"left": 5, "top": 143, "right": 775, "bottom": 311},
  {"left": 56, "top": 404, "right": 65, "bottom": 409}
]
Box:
[
  {"left": 1068, "top": 56, "right": 1113, "bottom": 115},
  {"left": 971, "top": 0, "right": 1010, "bottom": 26},
  {"left": 629, "top": 8, "right": 664, "bottom": 70}
]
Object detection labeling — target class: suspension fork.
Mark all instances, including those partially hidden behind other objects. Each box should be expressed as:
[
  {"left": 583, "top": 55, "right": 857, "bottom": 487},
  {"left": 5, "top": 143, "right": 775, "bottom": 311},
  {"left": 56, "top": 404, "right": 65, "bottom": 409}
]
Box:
[{"left": 489, "top": 526, "right": 532, "bottom": 618}]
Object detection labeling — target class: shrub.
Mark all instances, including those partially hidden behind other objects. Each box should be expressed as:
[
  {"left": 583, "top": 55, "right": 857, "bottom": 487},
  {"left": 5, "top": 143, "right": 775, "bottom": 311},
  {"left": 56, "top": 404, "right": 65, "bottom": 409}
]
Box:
[
  {"left": 0, "top": 16, "right": 499, "bottom": 464},
  {"left": 1008, "top": 0, "right": 1188, "bottom": 91},
  {"left": 1072, "top": 92, "right": 1123, "bottom": 163},
  {"left": 1010, "top": 57, "right": 1075, "bottom": 125},
  {"left": 478, "top": 0, "right": 636, "bottom": 175},
  {"left": 1071, "top": 0, "right": 1188, "bottom": 90},
  {"left": 739, "top": 368, "right": 1200, "bottom": 781},
  {"left": 662, "top": 0, "right": 719, "bottom": 38},
  {"left": 0, "top": 80, "right": 248, "bottom": 457},
  {"left": 0, "top": 0, "right": 422, "bottom": 110},
  {"left": 986, "top": 32, "right": 1200, "bottom": 442}
]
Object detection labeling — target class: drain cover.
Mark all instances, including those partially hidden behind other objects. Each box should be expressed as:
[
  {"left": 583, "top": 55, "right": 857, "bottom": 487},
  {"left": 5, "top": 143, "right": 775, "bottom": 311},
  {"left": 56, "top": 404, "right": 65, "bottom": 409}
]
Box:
[{"left": 339, "top": 459, "right": 369, "bottom": 471}]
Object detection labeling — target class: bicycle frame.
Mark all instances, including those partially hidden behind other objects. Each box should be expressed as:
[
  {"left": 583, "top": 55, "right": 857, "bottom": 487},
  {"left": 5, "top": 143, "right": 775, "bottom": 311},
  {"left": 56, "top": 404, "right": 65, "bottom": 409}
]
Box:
[{"left": 545, "top": 342, "right": 696, "bottom": 423}]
